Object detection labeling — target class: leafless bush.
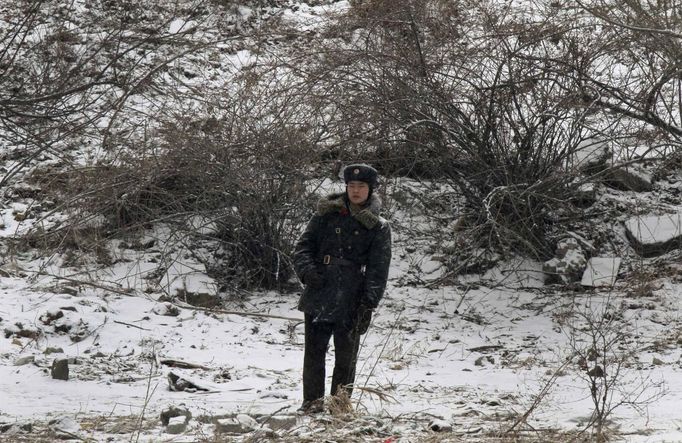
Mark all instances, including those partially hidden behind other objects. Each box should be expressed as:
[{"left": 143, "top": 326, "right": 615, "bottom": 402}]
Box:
[
  {"left": 562, "top": 298, "right": 666, "bottom": 442},
  {"left": 0, "top": 0, "right": 221, "bottom": 191},
  {"left": 297, "top": 0, "right": 590, "bottom": 260},
  {"left": 35, "top": 104, "right": 318, "bottom": 289},
  {"left": 4, "top": 0, "right": 321, "bottom": 290}
]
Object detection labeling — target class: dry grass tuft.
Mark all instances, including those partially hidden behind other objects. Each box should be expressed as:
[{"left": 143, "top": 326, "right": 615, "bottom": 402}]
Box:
[{"left": 327, "top": 388, "right": 355, "bottom": 417}]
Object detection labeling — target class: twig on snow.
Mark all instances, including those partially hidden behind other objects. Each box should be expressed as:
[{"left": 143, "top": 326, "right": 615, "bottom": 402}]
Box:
[{"left": 114, "top": 320, "right": 151, "bottom": 331}]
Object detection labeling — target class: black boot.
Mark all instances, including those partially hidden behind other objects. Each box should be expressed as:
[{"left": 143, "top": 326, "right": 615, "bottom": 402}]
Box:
[{"left": 297, "top": 398, "right": 324, "bottom": 414}]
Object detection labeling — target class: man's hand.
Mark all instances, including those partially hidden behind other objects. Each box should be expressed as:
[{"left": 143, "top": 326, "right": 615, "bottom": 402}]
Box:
[
  {"left": 356, "top": 304, "right": 373, "bottom": 334},
  {"left": 304, "top": 271, "right": 324, "bottom": 289}
]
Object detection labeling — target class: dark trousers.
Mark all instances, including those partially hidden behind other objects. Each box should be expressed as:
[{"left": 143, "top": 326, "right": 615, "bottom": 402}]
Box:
[{"left": 302, "top": 314, "right": 361, "bottom": 402}]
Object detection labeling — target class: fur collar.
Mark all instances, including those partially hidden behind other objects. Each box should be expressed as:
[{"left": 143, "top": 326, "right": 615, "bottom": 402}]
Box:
[{"left": 317, "top": 192, "right": 382, "bottom": 229}]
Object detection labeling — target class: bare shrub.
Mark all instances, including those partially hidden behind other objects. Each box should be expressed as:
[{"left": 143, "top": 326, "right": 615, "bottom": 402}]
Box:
[
  {"left": 0, "top": 0, "right": 218, "bottom": 191},
  {"left": 298, "top": 0, "right": 590, "bottom": 261},
  {"left": 562, "top": 298, "right": 667, "bottom": 442},
  {"left": 35, "top": 106, "right": 317, "bottom": 290}
]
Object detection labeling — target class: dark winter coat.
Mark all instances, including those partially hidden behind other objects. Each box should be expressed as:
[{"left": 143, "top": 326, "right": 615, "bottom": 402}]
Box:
[{"left": 294, "top": 192, "right": 392, "bottom": 325}]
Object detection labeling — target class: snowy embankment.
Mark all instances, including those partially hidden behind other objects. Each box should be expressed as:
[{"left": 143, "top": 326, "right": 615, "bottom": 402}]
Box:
[{"left": 2, "top": 214, "right": 682, "bottom": 441}]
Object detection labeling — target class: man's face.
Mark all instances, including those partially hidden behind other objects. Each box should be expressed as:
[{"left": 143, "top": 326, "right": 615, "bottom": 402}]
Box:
[{"left": 347, "top": 181, "right": 370, "bottom": 205}]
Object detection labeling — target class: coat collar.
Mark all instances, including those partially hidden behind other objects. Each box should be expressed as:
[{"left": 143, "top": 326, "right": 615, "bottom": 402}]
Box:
[{"left": 317, "top": 192, "right": 382, "bottom": 229}]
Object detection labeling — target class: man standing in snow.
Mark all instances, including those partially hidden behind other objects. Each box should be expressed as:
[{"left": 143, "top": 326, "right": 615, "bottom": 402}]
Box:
[{"left": 293, "top": 163, "right": 392, "bottom": 414}]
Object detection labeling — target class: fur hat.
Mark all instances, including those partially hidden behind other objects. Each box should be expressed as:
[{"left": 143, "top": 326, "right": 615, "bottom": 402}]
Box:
[{"left": 343, "top": 163, "right": 379, "bottom": 188}]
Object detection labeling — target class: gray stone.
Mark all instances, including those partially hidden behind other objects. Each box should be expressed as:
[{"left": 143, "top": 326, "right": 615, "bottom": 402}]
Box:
[
  {"left": 215, "top": 418, "right": 248, "bottom": 434},
  {"left": 260, "top": 415, "right": 296, "bottom": 431},
  {"left": 39, "top": 309, "right": 64, "bottom": 325},
  {"left": 177, "top": 289, "right": 221, "bottom": 308},
  {"left": 428, "top": 419, "right": 452, "bottom": 432},
  {"left": 0, "top": 422, "right": 32, "bottom": 435},
  {"left": 605, "top": 166, "right": 653, "bottom": 192},
  {"left": 51, "top": 358, "right": 69, "bottom": 380},
  {"left": 573, "top": 138, "right": 611, "bottom": 173},
  {"left": 581, "top": 257, "right": 621, "bottom": 287},
  {"left": 572, "top": 182, "right": 597, "bottom": 207},
  {"left": 14, "top": 355, "right": 35, "bottom": 366},
  {"left": 235, "top": 414, "right": 258, "bottom": 429},
  {"left": 152, "top": 302, "right": 179, "bottom": 317},
  {"left": 543, "top": 237, "right": 587, "bottom": 283},
  {"left": 625, "top": 213, "right": 682, "bottom": 257},
  {"left": 48, "top": 416, "right": 80, "bottom": 439},
  {"left": 160, "top": 405, "right": 192, "bottom": 426},
  {"left": 215, "top": 414, "right": 258, "bottom": 434},
  {"left": 166, "top": 416, "right": 187, "bottom": 434},
  {"left": 44, "top": 347, "right": 64, "bottom": 355}
]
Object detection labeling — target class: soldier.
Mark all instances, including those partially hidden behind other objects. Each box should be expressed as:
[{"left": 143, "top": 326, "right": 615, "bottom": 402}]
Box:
[{"left": 293, "top": 163, "right": 392, "bottom": 413}]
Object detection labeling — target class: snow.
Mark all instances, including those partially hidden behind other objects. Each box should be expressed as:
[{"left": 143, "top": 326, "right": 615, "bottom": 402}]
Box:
[
  {"left": 581, "top": 257, "right": 621, "bottom": 287},
  {"left": 3, "top": 248, "right": 681, "bottom": 441},
  {"left": 625, "top": 213, "right": 682, "bottom": 245},
  {"left": 169, "top": 19, "right": 197, "bottom": 34},
  {"left": 2, "top": 0, "right": 682, "bottom": 441}
]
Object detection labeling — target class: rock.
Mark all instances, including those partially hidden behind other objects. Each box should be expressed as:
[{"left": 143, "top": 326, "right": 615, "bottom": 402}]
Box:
[
  {"left": 152, "top": 302, "right": 180, "bottom": 317},
  {"left": 474, "top": 355, "right": 495, "bottom": 366},
  {"left": 428, "top": 419, "right": 452, "bottom": 432},
  {"left": 160, "top": 405, "right": 192, "bottom": 426},
  {"left": 162, "top": 260, "right": 220, "bottom": 308},
  {"left": 39, "top": 309, "right": 64, "bottom": 325},
  {"left": 167, "top": 371, "right": 210, "bottom": 392},
  {"left": 573, "top": 137, "right": 611, "bottom": 173},
  {"left": 215, "top": 414, "right": 258, "bottom": 434},
  {"left": 5, "top": 323, "right": 40, "bottom": 340},
  {"left": 48, "top": 416, "right": 81, "bottom": 439},
  {"left": 140, "top": 238, "right": 156, "bottom": 249},
  {"left": 604, "top": 166, "right": 653, "bottom": 192},
  {"left": 571, "top": 182, "right": 597, "bottom": 208},
  {"left": 14, "top": 355, "right": 35, "bottom": 366},
  {"left": 51, "top": 358, "right": 69, "bottom": 380},
  {"left": 581, "top": 257, "right": 621, "bottom": 287},
  {"left": 177, "top": 289, "right": 221, "bottom": 308},
  {"left": 44, "top": 347, "right": 65, "bottom": 355},
  {"left": 587, "top": 365, "right": 604, "bottom": 377},
  {"left": 216, "top": 418, "right": 246, "bottom": 434},
  {"left": 625, "top": 213, "right": 682, "bottom": 257},
  {"left": 0, "top": 422, "right": 33, "bottom": 435},
  {"left": 166, "top": 416, "right": 187, "bottom": 434},
  {"left": 236, "top": 414, "right": 258, "bottom": 429},
  {"left": 543, "top": 237, "right": 587, "bottom": 284},
  {"left": 68, "top": 319, "right": 90, "bottom": 343},
  {"left": 260, "top": 415, "right": 296, "bottom": 431},
  {"left": 653, "top": 357, "right": 665, "bottom": 366}
]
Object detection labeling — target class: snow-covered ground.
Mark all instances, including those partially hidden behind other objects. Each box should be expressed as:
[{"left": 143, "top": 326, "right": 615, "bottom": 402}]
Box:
[
  {"left": 3, "top": 0, "right": 682, "bottom": 441},
  {"left": 2, "top": 209, "right": 682, "bottom": 442}
]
